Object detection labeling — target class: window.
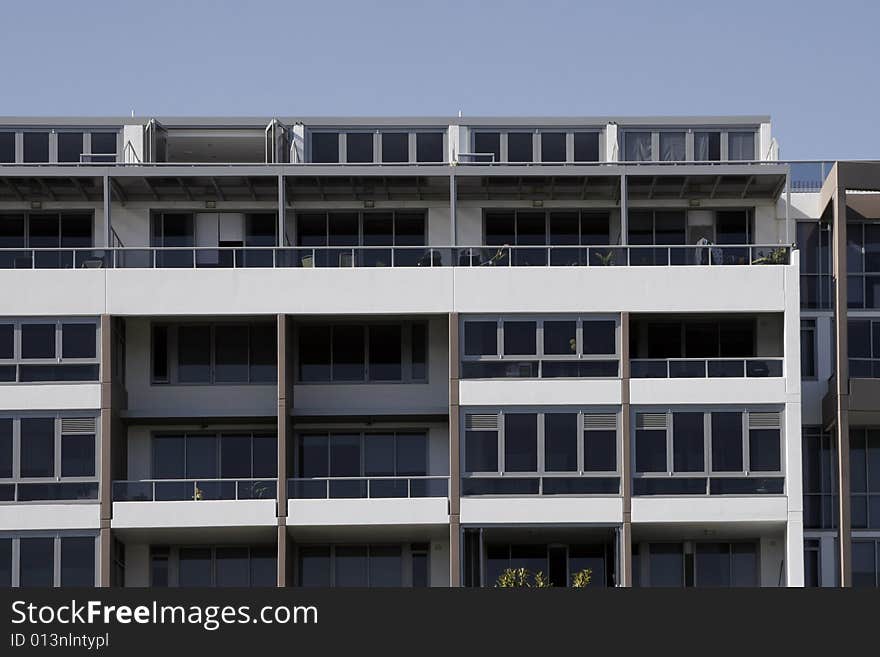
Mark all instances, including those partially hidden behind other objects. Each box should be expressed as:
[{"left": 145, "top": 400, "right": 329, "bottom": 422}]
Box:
[
  {"left": 346, "top": 132, "right": 373, "bottom": 163},
  {"left": 311, "top": 132, "right": 339, "bottom": 163},
  {"left": 473, "top": 132, "right": 500, "bottom": 162},
  {"left": 728, "top": 132, "right": 755, "bottom": 161},
  {"left": 633, "top": 409, "right": 783, "bottom": 495},
  {"left": 416, "top": 132, "right": 444, "bottom": 162},
  {"left": 299, "top": 544, "right": 425, "bottom": 587},
  {"left": 853, "top": 540, "right": 880, "bottom": 588},
  {"left": 573, "top": 132, "right": 600, "bottom": 162},
  {"left": 641, "top": 542, "right": 757, "bottom": 588},
  {"left": 507, "top": 132, "right": 533, "bottom": 162},
  {"left": 659, "top": 132, "right": 685, "bottom": 161},
  {"left": 461, "top": 316, "right": 618, "bottom": 379},
  {"left": 850, "top": 428, "right": 880, "bottom": 529},
  {"left": 152, "top": 322, "right": 277, "bottom": 385},
  {"left": 797, "top": 221, "right": 832, "bottom": 309},
  {"left": 484, "top": 543, "right": 611, "bottom": 588},
  {"left": 2, "top": 534, "right": 96, "bottom": 587},
  {"left": 296, "top": 431, "right": 428, "bottom": 498},
  {"left": 57, "top": 133, "right": 84, "bottom": 163},
  {"left": 694, "top": 131, "right": 720, "bottom": 160},
  {"left": 0, "top": 132, "right": 14, "bottom": 163},
  {"left": 848, "top": 318, "right": 880, "bottom": 377},
  {"left": 381, "top": 132, "right": 408, "bottom": 163},
  {"left": 151, "top": 213, "right": 194, "bottom": 267},
  {"left": 801, "top": 320, "right": 816, "bottom": 378},
  {"left": 624, "top": 132, "right": 652, "bottom": 161},
  {"left": 540, "top": 132, "right": 566, "bottom": 162},
  {"left": 23, "top": 132, "right": 49, "bottom": 163},
  {"left": 802, "top": 428, "right": 837, "bottom": 529},
  {"left": 151, "top": 546, "right": 276, "bottom": 588},
  {"left": 462, "top": 410, "right": 619, "bottom": 495},
  {"left": 151, "top": 432, "right": 277, "bottom": 485},
  {"left": 90, "top": 133, "right": 118, "bottom": 163},
  {"left": 296, "top": 321, "right": 427, "bottom": 383}
]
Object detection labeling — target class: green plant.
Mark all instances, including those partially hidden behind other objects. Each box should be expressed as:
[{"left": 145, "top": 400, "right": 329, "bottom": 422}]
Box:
[
  {"left": 571, "top": 568, "right": 592, "bottom": 588},
  {"left": 495, "top": 567, "right": 552, "bottom": 588},
  {"left": 593, "top": 249, "right": 616, "bottom": 266},
  {"left": 193, "top": 486, "right": 204, "bottom": 501}
]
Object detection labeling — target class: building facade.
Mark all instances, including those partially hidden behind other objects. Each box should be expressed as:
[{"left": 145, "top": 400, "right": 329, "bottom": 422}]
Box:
[{"left": 0, "top": 115, "right": 871, "bottom": 587}]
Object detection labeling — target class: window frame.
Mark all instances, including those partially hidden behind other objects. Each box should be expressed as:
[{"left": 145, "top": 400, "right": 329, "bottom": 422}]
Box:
[
  {"left": 482, "top": 208, "right": 613, "bottom": 247},
  {"left": 0, "top": 531, "right": 98, "bottom": 587},
  {"left": 0, "top": 127, "right": 120, "bottom": 164},
  {"left": 620, "top": 127, "right": 759, "bottom": 162},
  {"left": 0, "top": 412, "right": 100, "bottom": 500},
  {"left": 150, "top": 544, "right": 277, "bottom": 588},
  {"left": 150, "top": 321, "right": 277, "bottom": 386},
  {"left": 470, "top": 128, "right": 603, "bottom": 163},
  {"left": 296, "top": 543, "right": 425, "bottom": 587},
  {"left": 294, "top": 320, "right": 428, "bottom": 385},
  {"left": 293, "top": 210, "right": 428, "bottom": 248},
  {"left": 460, "top": 314, "right": 619, "bottom": 379},
  {"left": 801, "top": 319, "right": 817, "bottom": 379},
  {"left": 632, "top": 407, "right": 785, "bottom": 495},
  {"left": 294, "top": 430, "right": 429, "bottom": 479},
  {"left": 847, "top": 317, "right": 880, "bottom": 377},
  {"left": 307, "top": 128, "right": 447, "bottom": 164}
]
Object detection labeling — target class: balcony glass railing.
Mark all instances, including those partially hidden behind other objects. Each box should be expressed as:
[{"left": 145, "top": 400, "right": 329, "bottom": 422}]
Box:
[
  {"left": 0, "top": 245, "right": 791, "bottom": 269},
  {"left": 631, "top": 358, "right": 783, "bottom": 379},
  {"left": 461, "top": 475, "right": 620, "bottom": 496},
  {"left": 112, "top": 479, "right": 277, "bottom": 501},
  {"left": 849, "top": 358, "right": 880, "bottom": 379},
  {"left": 288, "top": 476, "right": 448, "bottom": 499},
  {"left": 0, "top": 481, "right": 99, "bottom": 502}
]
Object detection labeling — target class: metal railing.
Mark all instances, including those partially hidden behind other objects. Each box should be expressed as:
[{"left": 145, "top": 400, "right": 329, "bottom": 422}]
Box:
[
  {"left": 849, "top": 358, "right": 880, "bottom": 379},
  {"left": 461, "top": 474, "right": 620, "bottom": 496},
  {"left": 630, "top": 357, "right": 784, "bottom": 379},
  {"left": 112, "top": 478, "right": 277, "bottom": 502},
  {"left": 0, "top": 481, "right": 99, "bottom": 503},
  {"left": 0, "top": 244, "right": 792, "bottom": 270},
  {"left": 288, "top": 476, "right": 448, "bottom": 499}
]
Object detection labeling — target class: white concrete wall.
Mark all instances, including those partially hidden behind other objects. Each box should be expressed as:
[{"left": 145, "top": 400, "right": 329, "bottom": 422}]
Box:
[
  {"left": 631, "top": 497, "right": 787, "bottom": 524},
  {"left": 0, "top": 504, "right": 100, "bottom": 531},
  {"left": 0, "top": 384, "right": 100, "bottom": 411},
  {"left": 430, "top": 538, "right": 450, "bottom": 586},
  {"left": 630, "top": 378, "right": 786, "bottom": 406},
  {"left": 112, "top": 500, "right": 276, "bottom": 529},
  {"left": 460, "top": 497, "right": 623, "bottom": 525},
  {"left": 460, "top": 379, "right": 622, "bottom": 407},
  {"left": 287, "top": 498, "right": 448, "bottom": 526},
  {"left": 124, "top": 543, "right": 150, "bottom": 587}
]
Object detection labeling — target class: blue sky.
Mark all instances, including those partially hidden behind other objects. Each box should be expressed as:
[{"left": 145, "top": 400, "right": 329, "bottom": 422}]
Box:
[{"left": 2, "top": 0, "right": 877, "bottom": 159}]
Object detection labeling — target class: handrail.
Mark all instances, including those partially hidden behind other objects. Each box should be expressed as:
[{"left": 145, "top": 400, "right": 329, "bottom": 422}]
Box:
[
  {"left": 0, "top": 244, "right": 794, "bottom": 269},
  {"left": 288, "top": 475, "right": 448, "bottom": 499}
]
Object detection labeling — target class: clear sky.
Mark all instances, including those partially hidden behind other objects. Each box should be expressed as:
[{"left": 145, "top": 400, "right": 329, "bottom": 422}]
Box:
[{"left": 2, "top": 0, "right": 877, "bottom": 159}]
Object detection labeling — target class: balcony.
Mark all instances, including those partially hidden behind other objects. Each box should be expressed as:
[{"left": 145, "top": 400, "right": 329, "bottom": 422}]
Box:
[
  {"left": 631, "top": 357, "right": 783, "bottom": 379},
  {"left": 113, "top": 478, "right": 277, "bottom": 502}
]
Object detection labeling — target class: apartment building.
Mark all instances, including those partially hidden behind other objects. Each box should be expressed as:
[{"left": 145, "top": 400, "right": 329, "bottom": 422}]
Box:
[{"left": 0, "top": 115, "right": 871, "bottom": 588}]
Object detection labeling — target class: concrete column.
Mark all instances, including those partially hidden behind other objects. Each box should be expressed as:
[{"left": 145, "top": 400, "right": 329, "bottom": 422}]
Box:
[
  {"left": 783, "top": 252, "right": 804, "bottom": 586},
  {"left": 448, "top": 313, "right": 461, "bottom": 587},
  {"left": 619, "top": 312, "right": 632, "bottom": 587},
  {"left": 99, "top": 314, "right": 113, "bottom": 587},
  {"left": 277, "top": 314, "right": 290, "bottom": 586},
  {"left": 830, "top": 179, "right": 852, "bottom": 587}
]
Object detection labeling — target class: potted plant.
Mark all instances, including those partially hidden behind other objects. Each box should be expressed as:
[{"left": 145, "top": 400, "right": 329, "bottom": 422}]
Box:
[{"left": 495, "top": 567, "right": 552, "bottom": 588}]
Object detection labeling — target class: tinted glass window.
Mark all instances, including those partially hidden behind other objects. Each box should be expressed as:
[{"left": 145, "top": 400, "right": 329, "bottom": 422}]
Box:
[
  {"left": 61, "top": 536, "right": 95, "bottom": 586},
  {"left": 716, "top": 211, "right": 750, "bottom": 245},
  {"left": 0, "top": 214, "right": 25, "bottom": 248},
  {"left": 62, "top": 323, "right": 96, "bottom": 359},
  {"left": 23, "top": 132, "right": 49, "bottom": 163},
  {"left": 396, "top": 433, "right": 427, "bottom": 476},
  {"left": 21, "top": 323, "right": 56, "bottom": 359},
  {"left": 299, "top": 325, "right": 331, "bottom": 382},
  {"left": 152, "top": 326, "right": 168, "bottom": 381},
  {"left": 299, "top": 435, "right": 328, "bottom": 478},
  {"left": 659, "top": 132, "right": 685, "bottom": 161},
  {"left": 540, "top": 132, "right": 566, "bottom": 162},
  {"left": 252, "top": 434, "right": 277, "bottom": 478},
  {"left": 544, "top": 320, "right": 576, "bottom": 355},
  {"left": 749, "top": 429, "right": 781, "bottom": 471},
  {"left": 220, "top": 434, "right": 251, "bottom": 478},
  {"left": 150, "top": 549, "right": 169, "bottom": 587},
  {"left": 731, "top": 543, "right": 758, "bottom": 586},
  {"left": 90, "top": 133, "right": 117, "bottom": 161},
  {"left": 329, "top": 434, "right": 360, "bottom": 477},
  {"left": 369, "top": 324, "right": 402, "bottom": 381},
  {"left": 249, "top": 323, "right": 276, "bottom": 383},
  {"left": 503, "top": 321, "right": 536, "bottom": 356},
  {"left": 177, "top": 326, "right": 211, "bottom": 383},
  {"left": 214, "top": 325, "right": 249, "bottom": 382},
  {"left": 728, "top": 132, "right": 755, "bottom": 161},
  {"left": 585, "top": 429, "right": 616, "bottom": 471},
  {"left": 464, "top": 321, "right": 497, "bottom": 356},
  {"left": 673, "top": 412, "right": 704, "bottom": 472},
  {"left": 0, "top": 132, "right": 14, "bottom": 163},
  {"left": 411, "top": 323, "right": 427, "bottom": 380},
  {"left": 381, "top": 133, "right": 408, "bottom": 163},
  {"left": 412, "top": 552, "right": 429, "bottom": 587},
  {"left": 58, "top": 132, "right": 84, "bottom": 163},
  {"left": 0, "top": 419, "right": 11, "bottom": 478},
  {"left": 507, "top": 132, "right": 532, "bottom": 162},
  {"left": 574, "top": 132, "right": 599, "bottom": 162},
  {"left": 695, "top": 131, "right": 721, "bottom": 161},
  {"left": 19, "top": 537, "right": 54, "bottom": 587},
  {"left": 853, "top": 541, "right": 877, "bottom": 588},
  {"left": 583, "top": 321, "right": 616, "bottom": 355},
  {"left": 465, "top": 430, "right": 497, "bottom": 472},
  {"left": 20, "top": 417, "right": 55, "bottom": 477},
  {"left": 416, "top": 132, "right": 443, "bottom": 162},
  {"left": 332, "top": 325, "right": 365, "bottom": 381},
  {"left": 299, "top": 547, "right": 330, "bottom": 587},
  {"left": 369, "top": 546, "right": 402, "bottom": 587},
  {"left": 186, "top": 435, "right": 218, "bottom": 479},
  {"left": 473, "top": 132, "right": 500, "bottom": 162},
  {"left": 215, "top": 547, "right": 249, "bottom": 587},
  {"left": 625, "top": 132, "right": 652, "bottom": 161},
  {"left": 61, "top": 215, "right": 92, "bottom": 248},
  {"left": 636, "top": 429, "right": 666, "bottom": 472},
  {"left": 649, "top": 543, "right": 683, "bottom": 587},
  {"left": 335, "top": 546, "right": 368, "bottom": 586},
  {"left": 485, "top": 210, "right": 515, "bottom": 245},
  {"left": 695, "top": 543, "right": 730, "bottom": 587},
  {"left": 153, "top": 435, "right": 185, "bottom": 479},
  {"left": 250, "top": 546, "right": 276, "bottom": 587},
  {"left": 545, "top": 413, "right": 577, "bottom": 472},
  {"left": 346, "top": 133, "right": 373, "bottom": 163},
  {"left": 311, "top": 133, "right": 339, "bottom": 163},
  {"left": 178, "top": 548, "right": 212, "bottom": 587},
  {"left": 297, "top": 213, "right": 327, "bottom": 246},
  {"left": 0, "top": 324, "right": 12, "bottom": 359},
  {"left": 504, "top": 413, "right": 537, "bottom": 472},
  {"left": 0, "top": 538, "right": 10, "bottom": 587},
  {"left": 364, "top": 434, "right": 394, "bottom": 477},
  {"left": 61, "top": 433, "right": 95, "bottom": 477},
  {"left": 712, "top": 412, "right": 743, "bottom": 472}
]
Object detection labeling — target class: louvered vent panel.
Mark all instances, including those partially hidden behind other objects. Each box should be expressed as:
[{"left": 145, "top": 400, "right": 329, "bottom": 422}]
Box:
[
  {"left": 61, "top": 417, "right": 97, "bottom": 434},
  {"left": 466, "top": 414, "right": 498, "bottom": 430},
  {"left": 584, "top": 414, "right": 617, "bottom": 430},
  {"left": 636, "top": 413, "right": 667, "bottom": 429},
  {"left": 749, "top": 412, "right": 780, "bottom": 428}
]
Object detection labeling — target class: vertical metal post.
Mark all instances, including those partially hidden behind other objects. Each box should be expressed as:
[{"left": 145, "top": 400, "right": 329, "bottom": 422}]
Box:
[
  {"left": 103, "top": 175, "right": 111, "bottom": 248},
  {"left": 785, "top": 169, "right": 792, "bottom": 244},
  {"left": 277, "top": 173, "right": 285, "bottom": 247},
  {"left": 450, "top": 173, "right": 457, "bottom": 247},
  {"left": 620, "top": 173, "right": 628, "bottom": 246}
]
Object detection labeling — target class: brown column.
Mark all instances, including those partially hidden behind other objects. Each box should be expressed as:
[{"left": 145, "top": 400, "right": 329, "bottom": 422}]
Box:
[
  {"left": 277, "top": 314, "right": 290, "bottom": 586},
  {"left": 831, "top": 179, "right": 852, "bottom": 587},
  {"left": 448, "top": 313, "right": 461, "bottom": 587},
  {"left": 99, "top": 314, "right": 113, "bottom": 587},
  {"left": 619, "top": 312, "right": 632, "bottom": 587}
]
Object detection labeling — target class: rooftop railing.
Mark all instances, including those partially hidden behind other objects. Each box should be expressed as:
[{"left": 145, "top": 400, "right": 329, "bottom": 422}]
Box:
[
  {"left": 288, "top": 476, "right": 448, "bottom": 499},
  {"left": 0, "top": 244, "right": 792, "bottom": 270}
]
